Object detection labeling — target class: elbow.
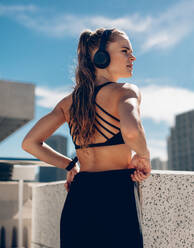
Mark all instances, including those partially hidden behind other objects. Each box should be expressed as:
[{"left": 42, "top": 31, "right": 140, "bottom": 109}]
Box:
[
  {"left": 22, "top": 138, "right": 38, "bottom": 152},
  {"left": 124, "top": 127, "right": 140, "bottom": 139},
  {"left": 21, "top": 138, "right": 30, "bottom": 151}
]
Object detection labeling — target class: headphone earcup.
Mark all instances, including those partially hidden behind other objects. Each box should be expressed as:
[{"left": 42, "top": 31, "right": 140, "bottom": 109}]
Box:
[{"left": 93, "top": 50, "right": 110, "bottom": 69}]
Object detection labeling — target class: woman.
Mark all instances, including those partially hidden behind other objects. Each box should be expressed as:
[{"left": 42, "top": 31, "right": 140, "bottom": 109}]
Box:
[{"left": 22, "top": 27, "right": 151, "bottom": 248}]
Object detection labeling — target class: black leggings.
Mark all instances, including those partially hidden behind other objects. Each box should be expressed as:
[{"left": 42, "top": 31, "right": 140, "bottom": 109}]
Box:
[{"left": 60, "top": 168, "right": 144, "bottom": 248}]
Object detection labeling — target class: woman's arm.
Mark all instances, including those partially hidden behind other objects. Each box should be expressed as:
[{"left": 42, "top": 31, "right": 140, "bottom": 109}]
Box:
[
  {"left": 118, "top": 84, "right": 150, "bottom": 159},
  {"left": 21, "top": 97, "right": 72, "bottom": 170}
]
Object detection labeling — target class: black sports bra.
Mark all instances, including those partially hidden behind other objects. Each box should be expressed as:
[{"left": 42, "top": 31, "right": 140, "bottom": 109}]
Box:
[{"left": 69, "top": 81, "right": 125, "bottom": 150}]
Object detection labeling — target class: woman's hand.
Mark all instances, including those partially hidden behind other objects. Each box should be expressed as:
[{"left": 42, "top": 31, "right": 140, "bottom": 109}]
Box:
[
  {"left": 64, "top": 163, "right": 80, "bottom": 192},
  {"left": 128, "top": 154, "right": 151, "bottom": 182}
]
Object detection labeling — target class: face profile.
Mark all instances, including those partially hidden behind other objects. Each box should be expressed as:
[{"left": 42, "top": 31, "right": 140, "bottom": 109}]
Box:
[{"left": 92, "top": 33, "right": 136, "bottom": 83}]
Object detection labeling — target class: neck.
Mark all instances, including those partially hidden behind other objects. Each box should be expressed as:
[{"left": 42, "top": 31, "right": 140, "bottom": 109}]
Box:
[{"left": 95, "top": 75, "right": 118, "bottom": 86}]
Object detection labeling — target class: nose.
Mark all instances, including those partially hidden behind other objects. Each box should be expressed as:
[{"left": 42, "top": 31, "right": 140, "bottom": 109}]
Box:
[
  {"left": 128, "top": 54, "right": 136, "bottom": 63},
  {"left": 130, "top": 54, "right": 136, "bottom": 61}
]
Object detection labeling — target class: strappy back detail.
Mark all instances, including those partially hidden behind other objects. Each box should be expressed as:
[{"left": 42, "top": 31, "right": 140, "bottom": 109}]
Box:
[{"left": 69, "top": 81, "right": 125, "bottom": 149}]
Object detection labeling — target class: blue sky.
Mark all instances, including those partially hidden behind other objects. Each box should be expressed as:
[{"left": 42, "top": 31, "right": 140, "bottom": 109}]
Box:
[{"left": 0, "top": 0, "right": 194, "bottom": 161}]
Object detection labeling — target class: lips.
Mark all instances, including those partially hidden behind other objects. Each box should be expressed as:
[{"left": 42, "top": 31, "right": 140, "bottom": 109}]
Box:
[{"left": 126, "top": 64, "right": 133, "bottom": 69}]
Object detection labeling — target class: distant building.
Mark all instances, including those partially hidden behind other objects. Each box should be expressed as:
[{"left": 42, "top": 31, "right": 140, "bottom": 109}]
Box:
[
  {"left": 46, "top": 134, "right": 67, "bottom": 155},
  {"left": 167, "top": 109, "right": 194, "bottom": 171},
  {"left": 38, "top": 134, "right": 68, "bottom": 182},
  {"left": 151, "top": 157, "right": 167, "bottom": 170}
]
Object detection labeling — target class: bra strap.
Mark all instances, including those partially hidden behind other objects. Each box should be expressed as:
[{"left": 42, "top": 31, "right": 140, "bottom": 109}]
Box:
[{"left": 93, "top": 81, "right": 115, "bottom": 99}]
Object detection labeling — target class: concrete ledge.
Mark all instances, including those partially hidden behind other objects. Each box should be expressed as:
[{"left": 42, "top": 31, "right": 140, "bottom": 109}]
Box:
[
  {"left": 31, "top": 170, "right": 194, "bottom": 248},
  {"left": 139, "top": 170, "right": 193, "bottom": 247},
  {"left": 31, "top": 182, "right": 66, "bottom": 248}
]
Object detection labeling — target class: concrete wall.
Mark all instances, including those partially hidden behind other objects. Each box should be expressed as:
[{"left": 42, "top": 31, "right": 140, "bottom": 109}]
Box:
[
  {"left": 31, "top": 170, "right": 194, "bottom": 248},
  {"left": 140, "top": 170, "right": 193, "bottom": 247},
  {"left": 0, "top": 79, "right": 35, "bottom": 142},
  {"left": 0, "top": 80, "right": 34, "bottom": 119},
  {"left": 31, "top": 181, "right": 65, "bottom": 247}
]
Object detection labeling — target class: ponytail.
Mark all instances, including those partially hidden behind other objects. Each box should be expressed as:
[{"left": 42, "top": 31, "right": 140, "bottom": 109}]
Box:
[{"left": 69, "top": 28, "right": 123, "bottom": 149}]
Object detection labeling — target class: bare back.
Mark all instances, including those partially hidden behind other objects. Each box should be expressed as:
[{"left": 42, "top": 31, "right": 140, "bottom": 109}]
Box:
[{"left": 64, "top": 82, "right": 141, "bottom": 172}]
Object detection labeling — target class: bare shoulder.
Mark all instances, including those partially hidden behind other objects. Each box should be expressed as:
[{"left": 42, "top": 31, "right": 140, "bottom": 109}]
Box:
[
  {"left": 116, "top": 82, "right": 141, "bottom": 105},
  {"left": 53, "top": 92, "right": 73, "bottom": 117}
]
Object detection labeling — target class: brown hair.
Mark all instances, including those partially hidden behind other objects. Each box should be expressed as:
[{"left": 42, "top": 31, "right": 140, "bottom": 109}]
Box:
[{"left": 69, "top": 27, "right": 125, "bottom": 149}]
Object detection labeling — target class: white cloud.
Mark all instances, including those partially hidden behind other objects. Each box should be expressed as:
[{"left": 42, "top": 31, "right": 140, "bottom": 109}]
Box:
[
  {"left": 148, "top": 139, "right": 167, "bottom": 161},
  {"left": 35, "top": 85, "right": 72, "bottom": 108},
  {"left": 1, "top": 0, "right": 194, "bottom": 50},
  {"left": 88, "top": 14, "right": 152, "bottom": 33},
  {"left": 0, "top": 4, "right": 152, "bottom": 38},
  {"left": 139, "top": 83, "right": 194, "bottom": 161},
  {"left": 134, "top": 76, "right": 174, "bottom": 86},
  {"left": 140, "top": 84, "right": 194, "bottom": 126},
  {"left": 140, "top": 0, "right": 194, "bottom": 53},
  {"left": 0, "top": 4, "right": 37, "bottom": 14}
]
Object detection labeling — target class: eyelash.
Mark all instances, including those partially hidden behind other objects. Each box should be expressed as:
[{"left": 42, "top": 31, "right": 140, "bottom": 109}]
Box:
[{"left": 122, "top": 50, "right": 128, "bottom": 53}]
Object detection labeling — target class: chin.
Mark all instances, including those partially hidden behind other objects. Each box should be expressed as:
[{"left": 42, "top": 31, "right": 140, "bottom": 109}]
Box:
[
  {"left": 120, "top": 71, "right": 133, "bottom": 78},
  {"left": 128, "top": 71, "right": 133, "bottom": 77},
  {"left": 126, "top": 72, "right": 132, "bottom": 78}
]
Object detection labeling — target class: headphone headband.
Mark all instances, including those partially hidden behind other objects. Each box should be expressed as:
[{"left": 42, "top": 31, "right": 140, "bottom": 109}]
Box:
[{"left": 99, "top": 29, "right": 113, "bottom": 51}]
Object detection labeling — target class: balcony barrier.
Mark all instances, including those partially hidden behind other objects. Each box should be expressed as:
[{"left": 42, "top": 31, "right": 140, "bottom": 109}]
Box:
[{"left": 31, "top": 170, "right": 193, "bottom": 248}]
